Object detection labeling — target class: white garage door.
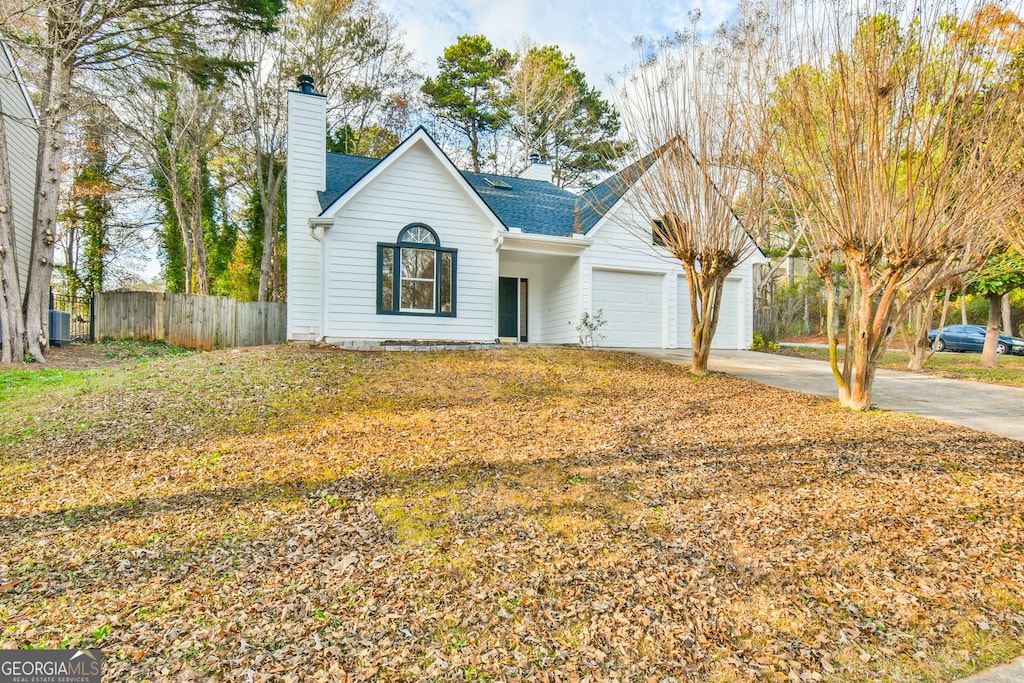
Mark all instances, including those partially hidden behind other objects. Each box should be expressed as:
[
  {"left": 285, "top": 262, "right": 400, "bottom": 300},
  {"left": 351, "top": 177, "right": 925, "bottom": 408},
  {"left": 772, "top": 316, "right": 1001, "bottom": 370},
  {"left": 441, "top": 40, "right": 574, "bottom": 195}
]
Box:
[
  {"left": 592, "top": 270, "right": 663, "bottom": 347},
  {"left": 678, "top": 276, "right": 743, "bottom": 349},
  {"left": 712, "top": 278, "right": 743, "bottom": 349}
]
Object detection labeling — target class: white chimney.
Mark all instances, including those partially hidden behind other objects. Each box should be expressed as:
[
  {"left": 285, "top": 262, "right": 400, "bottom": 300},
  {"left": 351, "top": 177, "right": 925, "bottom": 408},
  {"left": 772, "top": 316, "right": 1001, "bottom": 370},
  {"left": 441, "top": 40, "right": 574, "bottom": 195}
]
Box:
[
  {"left": 519, "top": 153, "right": 553, "bottom": 184},
  {"left": 286, "top": 76, "right": 327, "bottom": 339}
]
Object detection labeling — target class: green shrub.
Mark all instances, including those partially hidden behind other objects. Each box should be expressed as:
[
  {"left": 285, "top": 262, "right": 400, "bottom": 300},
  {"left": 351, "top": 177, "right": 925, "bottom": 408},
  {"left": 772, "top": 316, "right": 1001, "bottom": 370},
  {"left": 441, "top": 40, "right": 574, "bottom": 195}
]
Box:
[{"left": 751, "top": 332, "right": 779, "bottom": 352}]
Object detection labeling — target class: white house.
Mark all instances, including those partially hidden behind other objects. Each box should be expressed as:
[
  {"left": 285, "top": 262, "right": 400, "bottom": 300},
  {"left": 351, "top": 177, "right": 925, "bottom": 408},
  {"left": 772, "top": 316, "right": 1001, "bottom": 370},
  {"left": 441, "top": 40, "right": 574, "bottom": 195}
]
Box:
[
  {"left": 0, "top": 40, "right": 39, "bottom": 291},
  {"left": 286, "top": 82, "right": 765, "bottom": 349}
]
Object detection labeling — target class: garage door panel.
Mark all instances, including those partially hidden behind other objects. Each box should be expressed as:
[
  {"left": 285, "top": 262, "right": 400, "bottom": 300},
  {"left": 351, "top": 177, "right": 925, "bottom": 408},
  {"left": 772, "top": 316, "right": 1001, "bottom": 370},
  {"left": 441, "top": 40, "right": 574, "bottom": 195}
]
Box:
[
  {"left": 711, "top": 279, "right": 741, "bottom": 349},
  {"left": 593, "top": 270, "right": 663, "bottom": 348},
  {"left": 678, "top": 277, "right": 742, "bottom": 350}
]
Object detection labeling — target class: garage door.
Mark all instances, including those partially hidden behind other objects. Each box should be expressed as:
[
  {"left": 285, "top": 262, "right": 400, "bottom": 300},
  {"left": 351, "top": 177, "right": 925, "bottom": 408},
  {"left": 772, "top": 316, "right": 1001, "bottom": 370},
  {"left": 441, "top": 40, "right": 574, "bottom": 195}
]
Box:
[
  {"left": 592, "top": 270, "right": 663, "bottom": 347},
  {"left": 712, "top": 278, "right": 742, "bottom": 349},
  {"left": 678, "top": 276, "right": 743, "bottom": 349}
]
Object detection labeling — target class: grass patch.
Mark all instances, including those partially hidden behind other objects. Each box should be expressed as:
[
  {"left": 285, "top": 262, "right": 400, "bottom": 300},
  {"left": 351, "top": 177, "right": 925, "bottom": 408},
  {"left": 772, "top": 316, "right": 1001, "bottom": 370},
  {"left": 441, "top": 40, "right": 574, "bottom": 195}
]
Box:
[{"left": 778, "top": 345, "right": 1024, "bottom": 388}]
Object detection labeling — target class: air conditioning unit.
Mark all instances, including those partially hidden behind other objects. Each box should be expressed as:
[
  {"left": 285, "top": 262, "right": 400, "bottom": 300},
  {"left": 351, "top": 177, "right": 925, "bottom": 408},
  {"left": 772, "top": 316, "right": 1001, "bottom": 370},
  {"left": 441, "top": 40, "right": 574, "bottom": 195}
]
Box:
[{"left": 49, "top": 309, "right": 71, "bottom": 347}]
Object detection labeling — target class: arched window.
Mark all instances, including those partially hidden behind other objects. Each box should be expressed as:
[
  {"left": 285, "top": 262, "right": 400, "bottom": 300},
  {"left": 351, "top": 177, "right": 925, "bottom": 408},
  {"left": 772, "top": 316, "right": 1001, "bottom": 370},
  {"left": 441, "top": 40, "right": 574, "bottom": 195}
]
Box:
[{"left": 378, "top": 223, "right": 457, "bottom": 316}]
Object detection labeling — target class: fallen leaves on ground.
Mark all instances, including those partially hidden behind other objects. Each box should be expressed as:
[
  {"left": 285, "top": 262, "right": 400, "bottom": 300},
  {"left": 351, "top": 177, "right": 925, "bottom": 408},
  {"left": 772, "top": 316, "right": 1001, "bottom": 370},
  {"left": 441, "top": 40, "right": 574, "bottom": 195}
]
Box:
[{"left": 1, "top": 345, "right": 1022, "bottom": 682}]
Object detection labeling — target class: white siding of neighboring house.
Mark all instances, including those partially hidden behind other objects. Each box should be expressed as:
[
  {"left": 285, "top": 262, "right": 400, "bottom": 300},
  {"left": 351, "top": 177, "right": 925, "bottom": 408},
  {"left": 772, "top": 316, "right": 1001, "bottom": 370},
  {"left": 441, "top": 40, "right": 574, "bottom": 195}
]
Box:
[
  {"left": 1, "top": 43, "right": 39, "bottom": 291},
  {"left": 286, "top": 90, "right": 327, "bottom": 339},
  {"left": 321, "top": 140, "right": 502, "bottom": 342}
]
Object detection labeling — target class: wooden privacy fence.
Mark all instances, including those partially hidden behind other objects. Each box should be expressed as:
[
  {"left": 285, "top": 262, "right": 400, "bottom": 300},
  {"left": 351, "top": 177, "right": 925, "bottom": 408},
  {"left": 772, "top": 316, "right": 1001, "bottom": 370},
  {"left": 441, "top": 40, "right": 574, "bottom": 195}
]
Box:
[{"left": 94, "top": 292, "right": 286, "bottom": 350}]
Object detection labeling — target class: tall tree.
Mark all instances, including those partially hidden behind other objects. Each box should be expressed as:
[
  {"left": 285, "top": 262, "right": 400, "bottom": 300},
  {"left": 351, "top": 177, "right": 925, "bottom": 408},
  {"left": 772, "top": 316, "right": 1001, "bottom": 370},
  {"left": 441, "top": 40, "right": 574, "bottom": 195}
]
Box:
[
  {"left": 422, "top": 34, "right": 513, "bottom": 173},
  {"left": 751, "top": 0, "right": 1024, "bottom": 410},
  {"left": 231, "top": 0, "right": 415, "bottom": 301},
  {"left": 508, "top": 41, "right": 577, "bottom": 169},
  {"left": 965, "top": 248, "right": 1024, "bottom": 368},
  {"left": 610, "top": 11, "right": 767, "bottom": 374},
  {"left": 234, "top": 27, "right": 288, "bottom": 301},
  {"left": 0, "top": 0, "right": 283, "bottom": 361},
  {"left": 284, "top": 0, "right": 417, "bottom": 147},
  {"left": 56, "top": 107, "right": 117, "bottom": 297},
  {"left": 508, "top": 41, "right": 623, "bottom": 188}
]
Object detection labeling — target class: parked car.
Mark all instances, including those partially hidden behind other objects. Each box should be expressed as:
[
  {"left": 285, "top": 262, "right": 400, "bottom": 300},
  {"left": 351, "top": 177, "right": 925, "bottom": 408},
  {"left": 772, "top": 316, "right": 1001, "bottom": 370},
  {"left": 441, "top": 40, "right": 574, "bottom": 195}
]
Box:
[{"left": 927, "top": 324, "right": 1024, "bottom": 355}]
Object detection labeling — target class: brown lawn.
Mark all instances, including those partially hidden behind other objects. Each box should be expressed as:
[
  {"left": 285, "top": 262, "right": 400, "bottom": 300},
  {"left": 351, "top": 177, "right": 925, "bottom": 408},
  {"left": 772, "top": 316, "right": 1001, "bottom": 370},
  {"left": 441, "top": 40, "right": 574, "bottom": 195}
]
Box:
[{"left": 1, "top": 344, "right": 1022, "bottom": 682}]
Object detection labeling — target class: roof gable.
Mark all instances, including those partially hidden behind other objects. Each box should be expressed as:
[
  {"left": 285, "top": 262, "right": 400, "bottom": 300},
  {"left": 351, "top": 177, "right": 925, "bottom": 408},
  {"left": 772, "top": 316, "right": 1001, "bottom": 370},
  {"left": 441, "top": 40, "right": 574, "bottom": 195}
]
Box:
[
  {"left": 317, "top": 127, "right": 505, "bottom": 229},
  {"left": 1, "top": 41, "right": 39, "bottom": 124}
]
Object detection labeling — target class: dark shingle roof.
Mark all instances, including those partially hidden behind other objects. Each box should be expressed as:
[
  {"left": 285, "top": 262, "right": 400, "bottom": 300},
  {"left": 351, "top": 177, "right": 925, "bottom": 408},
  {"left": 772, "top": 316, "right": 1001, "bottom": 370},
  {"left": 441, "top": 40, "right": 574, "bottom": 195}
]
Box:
[
  {"left": 574, "top": 151, "right": 660, "bottom": 234},
  {"left": 460, "top": 172, "right": 578, "bottom": 237},
  {"left": 318, "top": 154, "right": 380, "bottom": 211},
  {"left": 316, "top": 149, "right": 654, "bottom": 237}
]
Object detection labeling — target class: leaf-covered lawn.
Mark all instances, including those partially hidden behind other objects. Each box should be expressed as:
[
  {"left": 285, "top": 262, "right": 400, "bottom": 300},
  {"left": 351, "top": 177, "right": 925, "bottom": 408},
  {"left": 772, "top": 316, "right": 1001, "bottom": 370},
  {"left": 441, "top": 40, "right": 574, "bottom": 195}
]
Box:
[
  {"left": 1, "top": 345, "right": 1022, "bottom": 682},
  {"left": 777, "top": 345, "right": 1024, "bottom": 388}
]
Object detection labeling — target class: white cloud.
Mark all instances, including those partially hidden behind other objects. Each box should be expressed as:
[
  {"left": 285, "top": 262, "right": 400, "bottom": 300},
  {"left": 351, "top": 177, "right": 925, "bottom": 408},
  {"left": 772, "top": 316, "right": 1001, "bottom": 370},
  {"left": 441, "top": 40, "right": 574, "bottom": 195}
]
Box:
[{"left": 379, "top": 0, "right": 740, "bottom": 91}]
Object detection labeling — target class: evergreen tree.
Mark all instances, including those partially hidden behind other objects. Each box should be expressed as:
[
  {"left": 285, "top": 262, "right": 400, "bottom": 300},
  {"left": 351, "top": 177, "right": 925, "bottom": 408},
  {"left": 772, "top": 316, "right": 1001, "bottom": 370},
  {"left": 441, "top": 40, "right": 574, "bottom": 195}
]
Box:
[{"left": 422, "top": 35, "right": 514, "bottom": 173}]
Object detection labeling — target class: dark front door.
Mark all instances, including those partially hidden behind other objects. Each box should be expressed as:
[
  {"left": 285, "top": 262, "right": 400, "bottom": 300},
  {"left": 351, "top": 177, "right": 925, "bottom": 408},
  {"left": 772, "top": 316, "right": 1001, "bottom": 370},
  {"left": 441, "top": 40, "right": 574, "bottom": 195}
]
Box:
[{"left": 498, "top": 277, "right": 518, "bottom": 338}]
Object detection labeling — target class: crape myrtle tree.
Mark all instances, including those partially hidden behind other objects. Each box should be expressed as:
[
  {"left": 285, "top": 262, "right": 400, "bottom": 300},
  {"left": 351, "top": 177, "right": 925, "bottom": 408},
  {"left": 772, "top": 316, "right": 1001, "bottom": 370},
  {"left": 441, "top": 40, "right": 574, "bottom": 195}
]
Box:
[
  {"left": 609, "top": 10, "right": 768, "bottom": 375},
  {"left": 751, "top": 0, "right": 1024, "bottom": 410},
  {"left": 0, "top": 0, "right": 283, "bottom": 362}
]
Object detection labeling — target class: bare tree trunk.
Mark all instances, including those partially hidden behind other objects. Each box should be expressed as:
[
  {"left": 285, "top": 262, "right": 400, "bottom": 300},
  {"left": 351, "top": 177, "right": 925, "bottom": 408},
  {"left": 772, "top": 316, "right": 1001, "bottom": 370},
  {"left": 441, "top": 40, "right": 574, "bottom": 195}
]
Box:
[
  {"left": 0, "top": 99, "right": 26, "bottom": 363},
  {"left": 24, "top": 51, "right": 74, "bottom": 363},
  {"left": 687, "top": 266, "right": 724, "bottom": 375},
  {"left": 256, "top": 150, "right": 285, "bottom": 302},
  {"left": 1001, "top": 293, "right": 1012, "bottom": 336},
  {"left": 980, "top": 293, "right": 1001, "bottom": 369},
  {"left": 960, "top": 293, "right": 968, "bottom": 325},
  {"left": 188, "top": 142, "right": 209, "bottom": 295},
  {"left": 903, "top": 290, "right": 944, "bottom": 372}
]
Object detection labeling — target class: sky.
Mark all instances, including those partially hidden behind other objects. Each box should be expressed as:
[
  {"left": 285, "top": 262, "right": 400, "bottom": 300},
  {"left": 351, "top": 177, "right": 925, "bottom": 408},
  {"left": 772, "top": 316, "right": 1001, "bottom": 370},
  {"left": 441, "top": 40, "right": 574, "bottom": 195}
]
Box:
[{"left": 377, "top": 0, "right": 739, "bottom": 91}]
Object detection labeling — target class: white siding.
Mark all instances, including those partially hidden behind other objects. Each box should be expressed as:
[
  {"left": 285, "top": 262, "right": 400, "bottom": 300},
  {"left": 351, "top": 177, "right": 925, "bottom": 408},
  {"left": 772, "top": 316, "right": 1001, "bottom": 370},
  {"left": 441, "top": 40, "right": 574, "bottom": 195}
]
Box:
[
  {"left": 323, "top": 141, "right": 501, "bottom": 341},
  {"left": 1, "top": 44, "right": 38, "bottom": 289},
  {"left": 286, "top": 90, "right": 327, "bottom": 339},
  {"left": 538, "top": 257, "right": 580, "bottom": 343},
  {"left": 677, "top": 275, "right": 691, "bottom": 348}
]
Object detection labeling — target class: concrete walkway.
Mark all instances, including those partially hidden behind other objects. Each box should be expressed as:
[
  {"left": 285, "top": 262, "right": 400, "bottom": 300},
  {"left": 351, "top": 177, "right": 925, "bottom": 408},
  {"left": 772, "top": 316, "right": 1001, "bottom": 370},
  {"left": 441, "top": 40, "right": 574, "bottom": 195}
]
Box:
[
  {"left": 957, "top": 658, "right": 1024, "bottom": 683},
  {"left": 632, "top": 349, "right": 1024, "bottom": 442}
]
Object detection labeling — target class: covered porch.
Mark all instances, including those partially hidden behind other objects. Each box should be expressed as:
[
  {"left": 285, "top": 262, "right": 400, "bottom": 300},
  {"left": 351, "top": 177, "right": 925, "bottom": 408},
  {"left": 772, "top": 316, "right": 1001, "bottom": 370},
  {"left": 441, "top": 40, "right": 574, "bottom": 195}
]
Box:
[{"left": 497, "top": 232, "right": 589, "bottom": 345}]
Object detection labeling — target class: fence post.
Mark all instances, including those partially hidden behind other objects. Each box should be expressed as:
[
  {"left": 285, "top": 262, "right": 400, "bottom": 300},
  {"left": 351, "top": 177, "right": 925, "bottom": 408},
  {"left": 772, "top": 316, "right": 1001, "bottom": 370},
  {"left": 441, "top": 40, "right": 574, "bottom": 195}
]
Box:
[{"left": 89, "top": 292, "right": 96, "bottom": 343}]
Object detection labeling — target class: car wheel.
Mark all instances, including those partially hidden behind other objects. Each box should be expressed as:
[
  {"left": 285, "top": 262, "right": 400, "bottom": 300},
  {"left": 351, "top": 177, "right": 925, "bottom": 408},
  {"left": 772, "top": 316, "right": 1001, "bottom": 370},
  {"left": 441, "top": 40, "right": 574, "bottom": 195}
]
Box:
[
  {"left": 933, "top": 338, "right": 946, "bottom": 352},
  {"left": 997, "top": 342, "right": 1008, "bottom": 355}
]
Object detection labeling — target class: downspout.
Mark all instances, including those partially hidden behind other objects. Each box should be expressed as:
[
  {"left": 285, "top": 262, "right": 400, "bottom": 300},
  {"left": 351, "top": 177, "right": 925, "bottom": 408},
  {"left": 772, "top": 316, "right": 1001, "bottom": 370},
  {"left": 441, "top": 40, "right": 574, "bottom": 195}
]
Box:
[{"left": 309, "top": 219, "right": 332, "bottom": 341}]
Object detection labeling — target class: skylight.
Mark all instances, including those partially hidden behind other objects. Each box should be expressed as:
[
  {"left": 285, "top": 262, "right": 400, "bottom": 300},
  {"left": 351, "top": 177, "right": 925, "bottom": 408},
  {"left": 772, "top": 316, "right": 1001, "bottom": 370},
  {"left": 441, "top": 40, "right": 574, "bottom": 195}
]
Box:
[{"left": 484, "top": 178, "right": 513, "bottom": 189}]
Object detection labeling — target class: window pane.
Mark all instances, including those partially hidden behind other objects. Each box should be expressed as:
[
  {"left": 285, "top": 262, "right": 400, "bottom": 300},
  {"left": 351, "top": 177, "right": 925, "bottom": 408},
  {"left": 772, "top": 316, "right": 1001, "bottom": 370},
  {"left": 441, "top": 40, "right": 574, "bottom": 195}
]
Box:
[
  {"left": 400, "top": 225, "right": 437, "bottom": 244},
  {"left": 440, "top": 252, "right": 453, "bottom": 313},
  {"left": 381, "top": 248, "right": 395, "bottom": 311},
  {"left": 402, "top": 248, "right": 435, "bottom": 280},
  {"left": 401, "top": 279, "right": 435, "bottom": 311}
]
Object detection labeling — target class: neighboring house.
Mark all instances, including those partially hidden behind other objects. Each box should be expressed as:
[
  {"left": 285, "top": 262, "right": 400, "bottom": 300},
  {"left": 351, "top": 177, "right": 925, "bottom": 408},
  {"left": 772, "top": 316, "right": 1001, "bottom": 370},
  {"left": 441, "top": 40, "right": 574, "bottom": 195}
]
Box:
[
  {"left": 286, "top": 83, "right": 765, "bottom": 349},
  {"left": 0, "top": 40, "right": 38, "bottom": 292}
]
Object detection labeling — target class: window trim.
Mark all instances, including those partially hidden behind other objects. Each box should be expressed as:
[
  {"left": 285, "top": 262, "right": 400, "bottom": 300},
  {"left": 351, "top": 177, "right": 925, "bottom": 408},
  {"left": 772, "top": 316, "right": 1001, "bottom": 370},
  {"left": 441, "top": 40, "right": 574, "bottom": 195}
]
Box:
[{"left": 377, "top": 224, "right": 457, "bottom": 317}]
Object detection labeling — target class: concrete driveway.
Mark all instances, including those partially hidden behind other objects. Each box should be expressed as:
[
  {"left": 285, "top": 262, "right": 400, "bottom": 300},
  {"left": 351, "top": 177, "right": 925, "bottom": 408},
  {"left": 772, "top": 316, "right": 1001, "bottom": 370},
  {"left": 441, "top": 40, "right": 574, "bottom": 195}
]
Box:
[{"left": 631, "top": 349, "right": 1024, "bottom": 442}]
